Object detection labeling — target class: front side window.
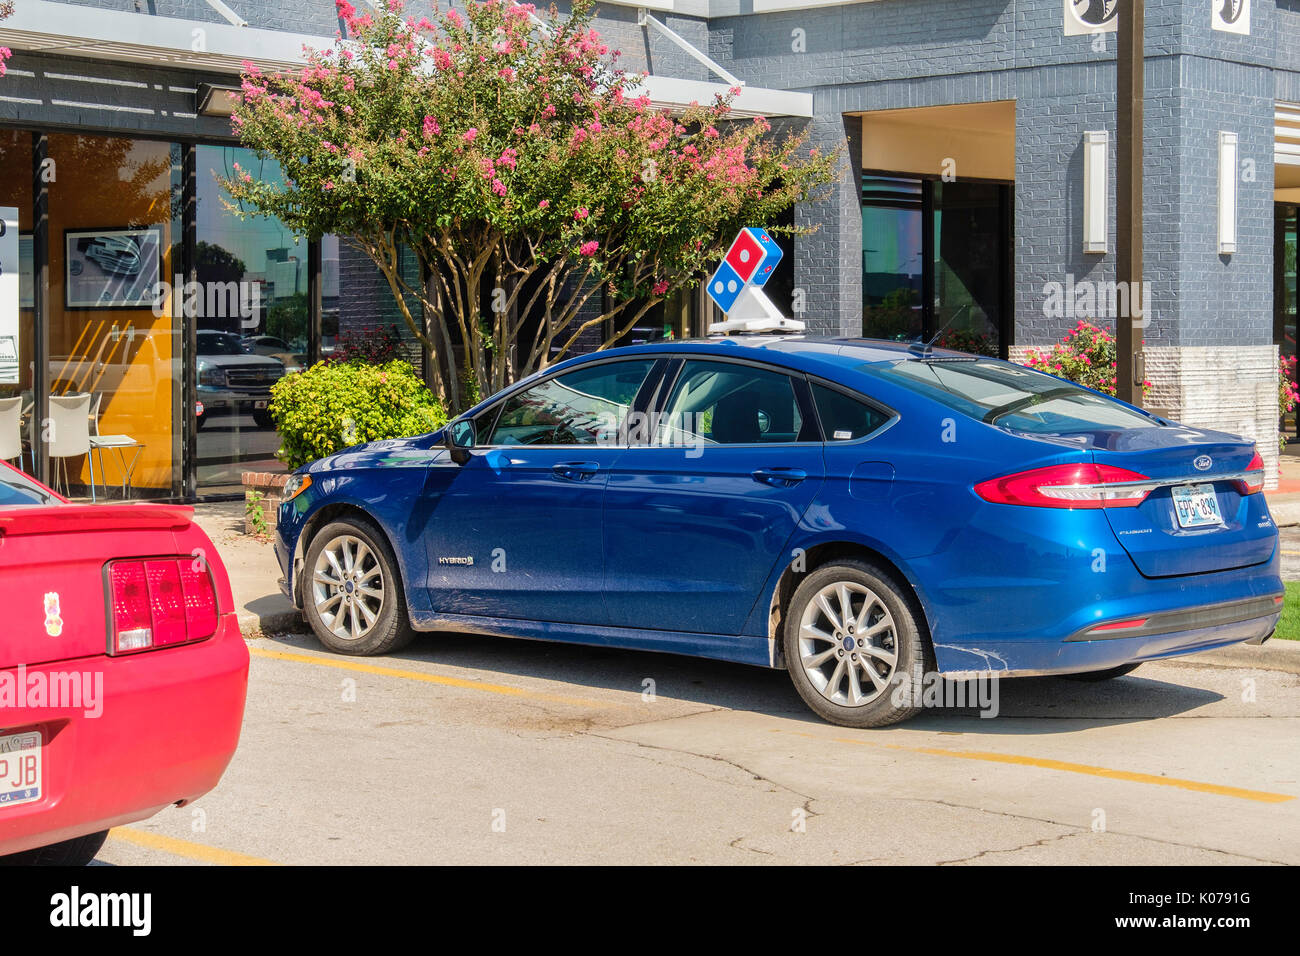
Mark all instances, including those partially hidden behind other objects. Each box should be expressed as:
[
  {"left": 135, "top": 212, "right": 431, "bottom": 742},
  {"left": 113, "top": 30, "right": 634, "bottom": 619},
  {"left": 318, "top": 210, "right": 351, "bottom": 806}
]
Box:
[
  {"left": 657, "top": 360, "right": 811, "bottom": 446},
  {"left": 487, "top": 360, "right": 654, "bottom": 446},
  {"left": 863, "top": 359, "right": 1154, "bottom": 434}
]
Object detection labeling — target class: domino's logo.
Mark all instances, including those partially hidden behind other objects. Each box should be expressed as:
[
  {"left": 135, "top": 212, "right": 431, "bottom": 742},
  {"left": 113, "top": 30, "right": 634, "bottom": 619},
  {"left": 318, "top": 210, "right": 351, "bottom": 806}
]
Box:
[{"left": 706, "top": 228, "right": 783, "bottom": 315}]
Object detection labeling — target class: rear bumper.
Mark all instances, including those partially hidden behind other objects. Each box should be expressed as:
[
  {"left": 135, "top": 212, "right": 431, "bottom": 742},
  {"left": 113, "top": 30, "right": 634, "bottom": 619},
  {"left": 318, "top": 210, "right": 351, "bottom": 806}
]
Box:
[
  {"left": 935, "top": 600, "right": 1279, "bottom": 676},
  {"left": 0, "top": 614, "right": 248, "bottom": 857}
]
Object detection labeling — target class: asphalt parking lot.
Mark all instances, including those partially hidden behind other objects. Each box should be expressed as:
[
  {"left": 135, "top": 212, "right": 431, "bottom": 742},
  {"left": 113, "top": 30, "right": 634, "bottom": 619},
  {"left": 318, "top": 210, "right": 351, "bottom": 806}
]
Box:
[{"left": 94, "top": 624, "right": 1300, "bottom": 866}]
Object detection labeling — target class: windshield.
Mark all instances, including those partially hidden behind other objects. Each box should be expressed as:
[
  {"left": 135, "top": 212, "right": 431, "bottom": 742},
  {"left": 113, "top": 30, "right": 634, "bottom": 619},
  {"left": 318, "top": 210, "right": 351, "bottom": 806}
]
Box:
[
  {"left": 863, "top": 359, "right": 1155, "bottom": 434},
  {"left": 198, "top": 333, "right": 249, "bottom": 356},
  {"left": 0, "top": 470, "right": 56, "bottom": 507}
]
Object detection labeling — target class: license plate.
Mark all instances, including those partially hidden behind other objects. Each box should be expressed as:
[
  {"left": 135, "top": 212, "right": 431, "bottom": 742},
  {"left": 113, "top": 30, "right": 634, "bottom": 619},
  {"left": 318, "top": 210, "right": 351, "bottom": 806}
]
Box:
[
  {"left": 0, "top": 732, "right": 42, "bottom": 809},
  {"left": 1172, "top": 483, "right": 1223, "bottom": 529},
  {"left": 254, "top": 400, "right": 268, "bottom": 410}
]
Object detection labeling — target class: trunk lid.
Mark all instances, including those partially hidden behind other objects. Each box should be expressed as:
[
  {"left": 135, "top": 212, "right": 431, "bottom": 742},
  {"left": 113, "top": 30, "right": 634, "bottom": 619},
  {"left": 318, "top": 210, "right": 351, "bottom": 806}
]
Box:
[
  {"left": 0, "top": 504, "right": 194, "bottom": 668},
  {"left": 1081, "top": 425, "right": 1275, "bottom": 577}
]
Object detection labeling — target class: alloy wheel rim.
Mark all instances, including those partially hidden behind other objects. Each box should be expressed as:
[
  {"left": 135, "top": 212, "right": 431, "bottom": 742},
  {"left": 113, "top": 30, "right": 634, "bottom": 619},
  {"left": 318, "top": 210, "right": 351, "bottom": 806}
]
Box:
[
  {"left": 797, "top": 581, "right": 899, "bottom": 707},
  {"left": 311, "top": 534, "right": 384, "bottom": 642}
]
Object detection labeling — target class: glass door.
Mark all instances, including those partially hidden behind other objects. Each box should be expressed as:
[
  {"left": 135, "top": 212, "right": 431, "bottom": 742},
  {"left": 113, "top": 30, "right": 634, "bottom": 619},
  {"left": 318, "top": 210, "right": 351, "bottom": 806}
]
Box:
[{"left": 861, "top": 173, "right": 1012, "bottom": 356}]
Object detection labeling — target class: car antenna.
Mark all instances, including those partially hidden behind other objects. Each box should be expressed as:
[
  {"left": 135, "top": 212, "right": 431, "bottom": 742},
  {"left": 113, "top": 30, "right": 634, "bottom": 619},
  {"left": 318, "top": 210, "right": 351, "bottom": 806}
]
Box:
[{"left": 908, "top": 304, "right": 971, "bottom": 358}]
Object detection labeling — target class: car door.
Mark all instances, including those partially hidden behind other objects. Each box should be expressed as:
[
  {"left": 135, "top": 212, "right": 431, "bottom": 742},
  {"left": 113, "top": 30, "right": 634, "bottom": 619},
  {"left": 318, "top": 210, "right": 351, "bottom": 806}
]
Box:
[
  {"left": 602, "top": 357, "right": 826, "bottom": 635},
  {"left": 423, "top": 357, "right": 657, "bottom": 625}
]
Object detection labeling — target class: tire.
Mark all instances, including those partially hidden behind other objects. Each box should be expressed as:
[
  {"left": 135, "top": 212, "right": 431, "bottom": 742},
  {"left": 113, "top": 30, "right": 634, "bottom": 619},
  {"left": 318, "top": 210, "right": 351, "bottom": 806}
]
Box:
[
  {"left": 302, "top": 518, "right": 415, "bottom": 656},
  {"left": 252, "top": 409, "right": 274, "bottom": 429},
  {"left": 0, "top": 829, "right": 108, "bottom": 866},
  {"left": 1062, "top": 662, "right": 1142, "bottom": 682},
  {"left": 195, "top": 410, "right": 208, "bottom": 430},
  {"left": 783, "top": 559, "right": 932, "bottom": 728}
]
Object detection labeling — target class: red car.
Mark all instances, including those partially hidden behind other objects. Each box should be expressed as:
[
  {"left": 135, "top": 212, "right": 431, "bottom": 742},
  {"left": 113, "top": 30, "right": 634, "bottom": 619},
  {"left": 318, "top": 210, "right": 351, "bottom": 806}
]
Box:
[{"left": 0, "top": 463, "right": 248, "bottom": 865}]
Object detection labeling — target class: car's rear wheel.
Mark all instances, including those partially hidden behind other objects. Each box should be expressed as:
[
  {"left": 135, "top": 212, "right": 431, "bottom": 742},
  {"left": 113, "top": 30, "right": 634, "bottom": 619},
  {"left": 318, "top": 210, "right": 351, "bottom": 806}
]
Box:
[
  {"left": 0, "top": 829, "right": 108, "bottom": 866},
  {"left": 303, "top": 519, "right": 414, "bottom": 656},
  {"left": 783, "top": 559, "right": 931, "bottom": 728},
  {"left": 1062, "top": 662, "right": 1143, "bottom": 682}
]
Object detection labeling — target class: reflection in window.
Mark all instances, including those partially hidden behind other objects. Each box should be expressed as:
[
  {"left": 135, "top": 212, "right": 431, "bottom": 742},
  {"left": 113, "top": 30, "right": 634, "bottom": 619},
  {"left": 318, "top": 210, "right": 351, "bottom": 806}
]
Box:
[{"left": 489, "top": 360, "right": 653, "bottom": 445}]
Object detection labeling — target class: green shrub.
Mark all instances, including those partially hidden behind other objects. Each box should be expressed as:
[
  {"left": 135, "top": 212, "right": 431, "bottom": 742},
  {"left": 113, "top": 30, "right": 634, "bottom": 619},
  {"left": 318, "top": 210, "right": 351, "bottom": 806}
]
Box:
[{"left": 270, "top": 360, "right": 448, "bottom": 470}]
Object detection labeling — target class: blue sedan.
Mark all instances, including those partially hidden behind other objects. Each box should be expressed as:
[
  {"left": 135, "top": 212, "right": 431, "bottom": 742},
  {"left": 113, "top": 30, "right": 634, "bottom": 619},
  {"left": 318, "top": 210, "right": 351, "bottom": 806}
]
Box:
[{"left": 274, "top": 337, "right": 1282, "bottom": 727}]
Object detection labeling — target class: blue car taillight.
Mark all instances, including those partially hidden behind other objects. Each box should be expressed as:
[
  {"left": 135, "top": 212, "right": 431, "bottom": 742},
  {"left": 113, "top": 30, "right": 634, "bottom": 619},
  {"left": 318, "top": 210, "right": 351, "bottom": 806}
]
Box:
[{"left": 975, "top": 463, "right": 1154, "bottom": 509}]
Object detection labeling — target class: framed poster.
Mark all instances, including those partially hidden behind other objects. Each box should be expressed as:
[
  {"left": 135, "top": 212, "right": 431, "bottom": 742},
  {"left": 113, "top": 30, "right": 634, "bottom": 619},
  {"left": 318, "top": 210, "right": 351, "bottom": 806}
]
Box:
[
  {"left": 0, "top": 208, "right": 18, "bottom": 385},
  {"left": 1212, "top": 0, "right": 1249, "bottom": 34},
  {"left": 64, "top": 225, "right": 163, "bottom": 309}
]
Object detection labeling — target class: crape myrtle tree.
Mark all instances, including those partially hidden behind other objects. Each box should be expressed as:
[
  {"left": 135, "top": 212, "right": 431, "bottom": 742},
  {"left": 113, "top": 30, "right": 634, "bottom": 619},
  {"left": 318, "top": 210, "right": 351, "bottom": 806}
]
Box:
[
  {"left": 0, "top": 2, "right": 13, "bottom": 77},
  {"left": 223, "top": 0, "right": 835, "bottom": 412}
]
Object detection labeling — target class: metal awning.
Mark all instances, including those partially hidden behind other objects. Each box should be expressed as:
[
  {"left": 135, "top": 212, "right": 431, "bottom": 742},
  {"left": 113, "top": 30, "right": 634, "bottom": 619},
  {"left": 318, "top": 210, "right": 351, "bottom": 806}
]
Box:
[{"left": 0, "top": 0, "right": 811, "bottom": 118}]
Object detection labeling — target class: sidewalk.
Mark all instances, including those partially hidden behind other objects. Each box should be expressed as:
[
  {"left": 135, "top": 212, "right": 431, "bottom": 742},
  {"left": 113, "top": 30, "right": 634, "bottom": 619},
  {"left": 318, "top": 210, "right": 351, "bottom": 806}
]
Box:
[
  {"left": 190, "top": 500, "right": 302, "bottom": 636},
  {"left": 1267, "top": 450, "right": 1300, "bottom": 527}
]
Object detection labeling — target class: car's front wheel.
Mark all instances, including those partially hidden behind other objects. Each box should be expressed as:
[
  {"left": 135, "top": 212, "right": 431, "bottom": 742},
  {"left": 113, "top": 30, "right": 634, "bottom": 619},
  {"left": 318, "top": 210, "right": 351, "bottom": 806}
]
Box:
[
  {"left": 303, "top": 518, "right": 414, "bottom": 656},
  {"left": 783, "top": 559, "right": 931, "bottom": 728}
]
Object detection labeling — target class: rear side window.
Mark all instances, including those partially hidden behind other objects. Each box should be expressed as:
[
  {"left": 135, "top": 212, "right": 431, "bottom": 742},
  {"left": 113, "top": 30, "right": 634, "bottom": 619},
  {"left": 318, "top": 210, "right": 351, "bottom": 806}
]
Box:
[
  {"left": 487, "top": 359, "right": 654, "bottom": 446},
  {"left": 811, "top": 383, "right": 890, "bottom": 441},
  {"left": 862, "top": 359, "right": 1154, "bottom": 434},
  {"left": 657, "top": 360, "right": 814, "bottom": 446}
]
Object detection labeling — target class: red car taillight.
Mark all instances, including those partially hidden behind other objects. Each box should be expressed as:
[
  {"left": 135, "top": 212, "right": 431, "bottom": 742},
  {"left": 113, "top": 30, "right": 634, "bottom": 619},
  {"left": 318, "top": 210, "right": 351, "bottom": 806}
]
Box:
[
  {"left": 1235, "top": 450, "right": 1265, "bottom": 496},
  {"left": 974, "top": 463, "right": 1153, "bottom": 509},
  {"left": 108, "top": 558, "right": 219, "bottom": 655}
]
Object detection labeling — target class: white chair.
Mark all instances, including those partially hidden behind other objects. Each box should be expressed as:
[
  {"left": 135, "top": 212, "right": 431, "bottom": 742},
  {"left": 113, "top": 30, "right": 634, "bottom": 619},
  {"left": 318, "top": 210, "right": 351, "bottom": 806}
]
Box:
[
  {"left": 48, "top": 393, "right": 96, "bottom": 501},
  {"left": 0, "top": 396, "right": 23, "bottom": 471}
]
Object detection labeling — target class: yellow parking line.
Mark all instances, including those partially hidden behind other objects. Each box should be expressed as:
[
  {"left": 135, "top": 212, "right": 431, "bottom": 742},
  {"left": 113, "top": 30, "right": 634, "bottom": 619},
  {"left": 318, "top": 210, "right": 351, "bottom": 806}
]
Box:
[
  {"left": 249, "top": 646, "right": 618, "bottom": 709},
  {"left": 774, "top": 730, "right": 1295, "bottom": 804},
  {"left": 108, "top": 827, "right": 280, "bottom": 866},
  {"left": 1281, "top": 550, "right": 1300, "bottom": 556}
]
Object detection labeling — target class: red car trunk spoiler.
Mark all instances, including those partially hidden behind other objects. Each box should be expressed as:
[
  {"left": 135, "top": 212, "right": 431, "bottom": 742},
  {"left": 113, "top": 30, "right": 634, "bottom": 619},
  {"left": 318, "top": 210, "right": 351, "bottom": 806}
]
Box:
[{"left": 0, "top": 504, "right": 195, "bottom": 536}]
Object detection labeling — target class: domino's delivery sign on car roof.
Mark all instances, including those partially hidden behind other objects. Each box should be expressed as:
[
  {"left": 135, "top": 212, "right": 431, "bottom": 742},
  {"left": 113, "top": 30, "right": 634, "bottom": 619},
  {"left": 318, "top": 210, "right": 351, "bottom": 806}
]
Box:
[{"left": 706, "top": 228, "right": 803, "bottom": 333}]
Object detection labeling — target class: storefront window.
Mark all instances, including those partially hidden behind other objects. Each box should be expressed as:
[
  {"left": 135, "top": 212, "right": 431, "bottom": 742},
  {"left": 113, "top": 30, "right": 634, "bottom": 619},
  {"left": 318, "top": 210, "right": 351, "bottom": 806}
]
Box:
[
  {"left": 195, "top": 145, "right": 307, "bottom": 492},
  {"left": 47, "top": 133, "right": 182, "bottom": 499},
  {"left": 862, "top": 176, "right": 923, "bottom": 342},
  {"left": 0, "top": 131, "right": 33, "bottom": 473}
]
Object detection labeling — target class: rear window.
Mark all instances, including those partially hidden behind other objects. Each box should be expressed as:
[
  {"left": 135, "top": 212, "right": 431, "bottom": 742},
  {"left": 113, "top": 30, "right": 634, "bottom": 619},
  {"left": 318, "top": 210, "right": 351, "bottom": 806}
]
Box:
[
  {"left": 862, "top": 359, "right": 1154, "bottom": 434},
  {"left": 0, "top": 470, "right": 55, "bottom": 507}
]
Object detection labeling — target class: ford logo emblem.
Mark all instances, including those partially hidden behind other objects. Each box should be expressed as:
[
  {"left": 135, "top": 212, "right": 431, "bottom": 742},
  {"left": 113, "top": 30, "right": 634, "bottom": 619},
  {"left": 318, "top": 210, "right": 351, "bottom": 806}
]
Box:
[{"left": 1194, "top": 455, "right": 1213, "bottom": 471}]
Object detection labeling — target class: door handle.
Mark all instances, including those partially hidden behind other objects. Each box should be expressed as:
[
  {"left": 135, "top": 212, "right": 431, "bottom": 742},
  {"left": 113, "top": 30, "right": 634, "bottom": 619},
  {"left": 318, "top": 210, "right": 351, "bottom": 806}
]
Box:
[
  {"left": 752, "top": 467, "right": 807, "bottom": 488},
  {"left": 552, "top": 461, "right": 601, "bottom": 482}
]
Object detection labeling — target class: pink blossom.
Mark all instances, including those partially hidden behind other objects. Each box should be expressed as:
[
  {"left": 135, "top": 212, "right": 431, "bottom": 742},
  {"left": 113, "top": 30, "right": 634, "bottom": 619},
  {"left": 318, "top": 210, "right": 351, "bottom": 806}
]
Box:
[
  {"left": 463, "top": 128, "right": 478, "bottom": 143},
  {"left": 579, "top": 240, "right": 599, "bottom": 257},
  {"left": 652, "top": 280, "right": 670, "bottom": 295},
  {"left": 538, "top": 199, "right": 550, "bottom": 209},
  {"left": 574, "top": 207, "right": 589, "bottom": 220},
  {"left": 422, "top": 115, "right": 441, "bottom": 139},
  {"left": 432, "top": 49, "right": 452, "bottom": 70}
]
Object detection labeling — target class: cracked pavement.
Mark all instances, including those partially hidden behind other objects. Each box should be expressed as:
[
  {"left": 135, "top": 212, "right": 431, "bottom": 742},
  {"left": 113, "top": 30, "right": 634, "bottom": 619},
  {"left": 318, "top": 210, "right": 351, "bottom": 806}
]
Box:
[{"left": 95, "top": 628, "right": 1300, "bottom": 865}]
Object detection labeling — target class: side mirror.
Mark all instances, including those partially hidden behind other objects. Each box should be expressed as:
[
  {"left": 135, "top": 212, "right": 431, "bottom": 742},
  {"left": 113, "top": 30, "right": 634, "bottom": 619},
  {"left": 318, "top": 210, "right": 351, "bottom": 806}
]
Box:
[{"left": 444, "top": 419, "right": 476, "bottom": 465}]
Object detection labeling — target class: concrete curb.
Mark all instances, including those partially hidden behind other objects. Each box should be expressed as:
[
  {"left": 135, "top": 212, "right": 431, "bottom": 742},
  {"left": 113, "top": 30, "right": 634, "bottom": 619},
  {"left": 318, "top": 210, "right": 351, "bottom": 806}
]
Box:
[
  {"left": 238, "top": 608, "right": 306, "bottom": 638},
  {"left": 1266, "top": 497, "right": 1300, "bottom": 528},
  {"left": 1191, "top": 638, "right": 1300, "bottom": 674}
]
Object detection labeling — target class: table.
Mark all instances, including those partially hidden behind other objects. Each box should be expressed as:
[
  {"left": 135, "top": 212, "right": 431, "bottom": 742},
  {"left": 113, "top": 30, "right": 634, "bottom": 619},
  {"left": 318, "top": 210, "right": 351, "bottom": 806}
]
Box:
[{"left": 90, "top": 435, "right": 144, "bottom": 500}]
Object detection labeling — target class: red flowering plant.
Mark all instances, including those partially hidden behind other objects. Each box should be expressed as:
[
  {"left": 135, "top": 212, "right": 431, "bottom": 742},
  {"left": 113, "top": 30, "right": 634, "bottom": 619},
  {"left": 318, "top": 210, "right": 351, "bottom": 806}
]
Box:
[
  {"left": 0, "top": 2, "right": 14, "bottom": 78},
  {"left": 1280, "top": 355, "right": 1298, "bottom": 449},
  {"left": 1022, "top": 320, "right": 1151, "bottom": 397},
  {"left": 223, "top": 0, "right": 835, "bottom": 410}
]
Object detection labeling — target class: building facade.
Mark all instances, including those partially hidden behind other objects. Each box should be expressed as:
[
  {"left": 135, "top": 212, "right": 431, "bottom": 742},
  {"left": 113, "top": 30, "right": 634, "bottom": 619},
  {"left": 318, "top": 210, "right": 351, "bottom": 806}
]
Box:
[{"left": 0, "top": 0, "right": 1295, "bottom": 498}]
